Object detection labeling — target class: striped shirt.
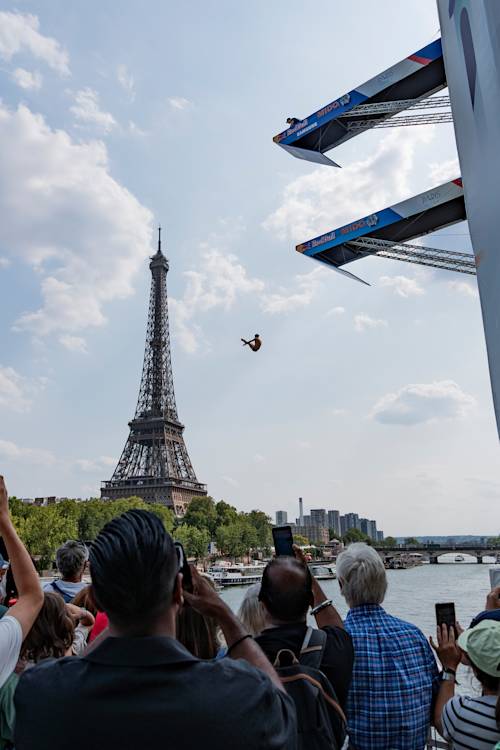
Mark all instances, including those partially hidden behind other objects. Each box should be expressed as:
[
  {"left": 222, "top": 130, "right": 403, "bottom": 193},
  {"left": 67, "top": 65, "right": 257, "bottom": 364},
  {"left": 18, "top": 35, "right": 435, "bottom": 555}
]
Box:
[{"left": 442, "top": 695, "right": 500, "bottom": 750}]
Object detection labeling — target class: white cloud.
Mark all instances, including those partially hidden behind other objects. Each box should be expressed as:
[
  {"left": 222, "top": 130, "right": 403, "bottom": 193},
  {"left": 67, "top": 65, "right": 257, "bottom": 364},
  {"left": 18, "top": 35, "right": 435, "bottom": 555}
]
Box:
[
  {"left": 0, "top": 439, "right": 55, "bottom": 465},
  {"left": 0, "top": 366, "right": 45, "bottom": 413},
  {"left": 0, "top": 258, "right": 10, "bottom": 269},
  {"left": 447, "top": 280, "right": 479, "bottom": 299},
  {"left": 379, "top": 275, "right": 425, "bottom": 298},
  {"left": 0, "top": 11, "right": 69, "bottom": 75},
  {"left": 429, "top": 158, "right": 460, "bottom": 184},
  {"left": 11, "top": 67, "right": 42, "bottom": 90},
  {"left": 70, "top": 88, "right": 116, "bottom": 132},
  {"left": 326, "top": 306, "right": 345, "bottom": 316},
  {"left": 76, "top": 456, "right": 116, "bottom": 472},
  {"left": 117, "top": 64, "right": 135, "bottom": 100},
  {"left": 168, "top": 96, "right": 192, "bottom": 110},
  {"left": 371, "top": 380, "right": 476, "bottom": 426},
  {"left": 170, "top": 249, "right": 264, "bottom": 353},
  {"left": 0, "top": 103, "right": 153, "bottom": 339},
  {"left": 354, "top": 313, "right": 388, "bottom": 332},
  {"left": 128, "top": 121, "right": 147, "bottom": 137},
  {"left": 59, "top": 335, "right": 88, "bottom": 353},
  {"left": 222, "top": 475, "right": 239, "bottom": 487},
  {"left": 331, "top": 408, "right": 347, "bottom": 416},
  {"left": 263, "top": 128, "right": 433, "bottom": 243},
  {"left": 253, "top": 453, "right": 265, "bottom": 463},
  {"left": 261, "top": 268, "right": 322, "bottom": 314}
]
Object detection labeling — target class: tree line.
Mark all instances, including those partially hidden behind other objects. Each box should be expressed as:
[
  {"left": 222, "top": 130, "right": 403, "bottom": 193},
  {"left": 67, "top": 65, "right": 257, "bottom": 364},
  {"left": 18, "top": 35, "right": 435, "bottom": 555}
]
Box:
[{"left": 7, "top": 495, "right": 274, "bottom": 568}]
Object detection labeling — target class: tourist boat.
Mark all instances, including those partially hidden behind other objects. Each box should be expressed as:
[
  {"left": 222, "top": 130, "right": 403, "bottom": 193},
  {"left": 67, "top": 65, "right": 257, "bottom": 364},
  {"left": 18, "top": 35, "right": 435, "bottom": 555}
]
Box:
[
  {"left": 454, "top": 554, "right": 465, "bottom": 562},
  {"left": 207, "top": 564, "right": 264, "bottom": 587},
  {"left": 309, "top": 564, "right": 336, "bottom": 580}
]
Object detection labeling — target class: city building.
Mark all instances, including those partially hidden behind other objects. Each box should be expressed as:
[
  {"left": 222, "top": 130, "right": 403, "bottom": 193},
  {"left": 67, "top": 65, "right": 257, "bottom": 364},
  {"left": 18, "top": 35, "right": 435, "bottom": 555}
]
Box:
[
  {"left": 367, "top": 520, "right": 378, "bottom": 540},
  {"left": 327, "top": 510, "right": 340, "bottom": 535},
  {"left": 344, "top": 512, "right": 361, "bottom": 531},
  {"left": 310, "top": 509, "right": 327, "bottom": 527},
  {"left": 294, "top": 524, "right": 329, "bottom": 545},
  {"left": 275, "top": 510, "right": 288, "bottom": 526},
  {"left": 340, "top": 515, "right": 347, "bottom": 536},
  {"left": 376, "top": 530, "right": 384, "bottom": 542}
]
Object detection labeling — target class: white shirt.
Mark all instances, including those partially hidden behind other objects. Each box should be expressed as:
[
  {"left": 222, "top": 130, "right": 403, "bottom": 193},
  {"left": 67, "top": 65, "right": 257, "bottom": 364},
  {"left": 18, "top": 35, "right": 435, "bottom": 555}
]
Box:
[
  {"left": 0, "top": 615, "right": 22, "bottom": 688},
  {"left": 442, "top": 694, "right": 500, "bottom": 750}
]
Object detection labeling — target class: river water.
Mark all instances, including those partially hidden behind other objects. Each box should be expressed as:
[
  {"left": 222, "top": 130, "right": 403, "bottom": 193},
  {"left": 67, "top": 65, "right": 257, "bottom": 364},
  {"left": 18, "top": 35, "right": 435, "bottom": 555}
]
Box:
[{"left": 221, "top": 556, "right": 498, "bottom": 638}]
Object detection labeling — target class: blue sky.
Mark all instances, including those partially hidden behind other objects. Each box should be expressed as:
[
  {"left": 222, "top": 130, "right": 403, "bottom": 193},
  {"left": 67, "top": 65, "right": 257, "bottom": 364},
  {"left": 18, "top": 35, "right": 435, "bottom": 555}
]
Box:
[{"left": 0, "top": 0, "right": 498, "bottom": 536}]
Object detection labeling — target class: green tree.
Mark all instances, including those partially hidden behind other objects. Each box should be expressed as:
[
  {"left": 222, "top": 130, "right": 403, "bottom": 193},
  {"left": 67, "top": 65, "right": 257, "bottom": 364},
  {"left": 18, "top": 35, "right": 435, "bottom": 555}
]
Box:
[
  {"left": 404, "top": 537, "right": 419, "bottom": 546},
  {"left": 380, "top": 536, "right": 397, "bottom": 547},
  {"left": 215, "top": 500, "right": 238, "bottom": 528},
  {"left": 293, "top": 533, "right": 310, "bottom": 546},
  {"left": 216, "top": 519, "right": 257, "bottom": 558},
  {"left": 245, "top": 510, "right": 272, "bottom": 549},
  {"left": 22, "top": 506, "right": 79, "bottom": 569},
  {"left": 174, "top": 524, "right": 210, "bottom": 559},
  {"left": 183, "top": 496, "right": 217, "bottom": 537},
  {"left": 342, "top": 528, "right": 371, "bottom": 545}
]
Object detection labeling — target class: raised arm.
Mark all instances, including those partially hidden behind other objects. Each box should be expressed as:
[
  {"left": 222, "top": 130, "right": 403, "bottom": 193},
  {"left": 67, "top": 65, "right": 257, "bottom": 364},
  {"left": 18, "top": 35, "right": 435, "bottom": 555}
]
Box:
[
  {"left": 184, "top": 566, "right": 286, "bottom": 692},
  {"left": 0, "top": 476, "right": 43, "bottom": 638},
  {"left": 293, "top": 545, "right": 344, "bottom": 629}
]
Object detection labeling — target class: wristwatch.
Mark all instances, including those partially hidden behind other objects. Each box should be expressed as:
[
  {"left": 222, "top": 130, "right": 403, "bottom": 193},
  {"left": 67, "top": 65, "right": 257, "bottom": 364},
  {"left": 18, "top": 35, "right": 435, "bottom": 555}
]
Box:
[
  {"left": 442, "top": 668, "right": 456, "bottom": 682},
  {"left": 311, "top": 599, "right": 332, "bottom": 616}
]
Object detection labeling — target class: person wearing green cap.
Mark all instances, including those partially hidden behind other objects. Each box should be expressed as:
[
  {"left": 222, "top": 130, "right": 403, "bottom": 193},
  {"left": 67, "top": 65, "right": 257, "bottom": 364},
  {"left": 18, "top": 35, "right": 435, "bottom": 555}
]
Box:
[{"left": 430, "top": 619, "right": 500, "bottom": 749}]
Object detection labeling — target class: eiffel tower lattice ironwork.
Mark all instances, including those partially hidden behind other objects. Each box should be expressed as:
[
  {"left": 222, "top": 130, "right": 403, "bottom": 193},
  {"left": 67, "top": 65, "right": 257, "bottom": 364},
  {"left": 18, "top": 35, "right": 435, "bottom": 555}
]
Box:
[{"left": 101, "top": 227, "right": 207, "bottom": 516}]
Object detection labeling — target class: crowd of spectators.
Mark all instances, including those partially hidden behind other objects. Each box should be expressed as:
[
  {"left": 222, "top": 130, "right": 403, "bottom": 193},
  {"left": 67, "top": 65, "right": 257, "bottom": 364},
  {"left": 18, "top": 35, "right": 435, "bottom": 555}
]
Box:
[{"left": 0, "top": 474, "right": 499, "bottom": 749}]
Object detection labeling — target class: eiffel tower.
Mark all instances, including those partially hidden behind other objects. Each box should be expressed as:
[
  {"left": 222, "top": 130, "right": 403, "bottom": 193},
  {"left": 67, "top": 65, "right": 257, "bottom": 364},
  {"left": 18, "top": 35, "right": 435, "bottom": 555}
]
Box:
[{"left": 101, "top": 228, "right": 207, "bottom": 516}]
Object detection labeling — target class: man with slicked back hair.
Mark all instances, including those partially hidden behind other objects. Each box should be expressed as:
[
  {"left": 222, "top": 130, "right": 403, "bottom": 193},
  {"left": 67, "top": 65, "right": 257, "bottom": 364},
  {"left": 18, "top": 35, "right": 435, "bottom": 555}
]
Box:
[{"left": 15, "top": 510, "right": 297, "bottom": 750}]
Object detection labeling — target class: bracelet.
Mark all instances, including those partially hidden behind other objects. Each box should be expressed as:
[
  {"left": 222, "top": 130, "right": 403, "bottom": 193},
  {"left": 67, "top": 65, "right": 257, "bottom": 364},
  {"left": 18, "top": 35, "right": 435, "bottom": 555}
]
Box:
[
  {"left": 311, "top": 599, "right": 333, "bottom": 616},
  {"left": 227, "top": 633, "right": 253, "bottom": 655},
  {"left": 443, "top": 667, "right": 456, "bottom": 676}
]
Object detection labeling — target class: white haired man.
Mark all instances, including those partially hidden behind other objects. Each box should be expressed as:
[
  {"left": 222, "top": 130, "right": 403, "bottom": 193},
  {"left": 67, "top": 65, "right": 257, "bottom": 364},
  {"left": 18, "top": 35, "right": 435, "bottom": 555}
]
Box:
[{"left": 337, "top": 543, "right": 440, "bottom": 750}]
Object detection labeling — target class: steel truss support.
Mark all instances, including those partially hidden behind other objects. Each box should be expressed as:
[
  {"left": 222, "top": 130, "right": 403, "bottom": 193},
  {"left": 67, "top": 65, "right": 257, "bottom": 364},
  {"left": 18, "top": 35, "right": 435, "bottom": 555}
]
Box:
[{"left": 348, "top": 236, "right": 476, "bottom": 275}]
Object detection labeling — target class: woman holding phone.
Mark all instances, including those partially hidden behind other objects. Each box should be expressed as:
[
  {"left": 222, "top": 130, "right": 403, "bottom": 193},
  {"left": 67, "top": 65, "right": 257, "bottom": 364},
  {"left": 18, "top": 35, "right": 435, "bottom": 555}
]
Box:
[{"left": 431, "top": 619, "right": 500, "bottom": 749}]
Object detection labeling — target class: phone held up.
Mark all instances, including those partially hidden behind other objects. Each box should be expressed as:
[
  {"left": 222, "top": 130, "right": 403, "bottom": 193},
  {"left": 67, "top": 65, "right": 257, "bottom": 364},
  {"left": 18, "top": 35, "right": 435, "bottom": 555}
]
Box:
[
  {"left": 272, "top": 525, "right": 294, "bottom": 557},
  {"left": 435, "top": 602, "right": 458, "bottom": 638},
  {"left": 174, "top": 541, "right": 193, "bottom": 592}
]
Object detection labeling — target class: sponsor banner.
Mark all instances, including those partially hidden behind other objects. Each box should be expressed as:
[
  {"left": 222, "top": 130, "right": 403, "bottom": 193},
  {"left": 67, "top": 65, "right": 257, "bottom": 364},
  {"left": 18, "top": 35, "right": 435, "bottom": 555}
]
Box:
[
  {"left": 296, "top": 178, "right": 463, "bottom": 256},
  {"left": 273, "top": 39, "right": 443, "bottom": 147},
  {"left": 438, "top": 0, "right": 500, "bottom": 437}
]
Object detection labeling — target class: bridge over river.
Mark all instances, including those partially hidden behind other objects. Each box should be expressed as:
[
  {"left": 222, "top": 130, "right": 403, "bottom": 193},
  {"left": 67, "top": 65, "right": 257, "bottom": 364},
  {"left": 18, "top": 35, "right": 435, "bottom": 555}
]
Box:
[{"left": 372, "top": 543, "right": 500, "bottom": 564}]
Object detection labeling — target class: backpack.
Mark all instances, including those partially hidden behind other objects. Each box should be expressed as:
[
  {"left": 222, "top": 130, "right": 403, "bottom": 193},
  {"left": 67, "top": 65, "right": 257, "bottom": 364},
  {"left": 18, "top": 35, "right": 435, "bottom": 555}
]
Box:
[
  {"left": 48, "top": 580, "right": 74, "bottom": 604},
  {"left": 274, "top": 627, "right": 348, "bottom": 750}
]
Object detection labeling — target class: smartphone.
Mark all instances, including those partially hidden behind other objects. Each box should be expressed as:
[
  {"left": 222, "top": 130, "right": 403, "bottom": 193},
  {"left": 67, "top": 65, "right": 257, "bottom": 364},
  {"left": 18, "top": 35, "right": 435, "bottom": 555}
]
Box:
[
  {"left": 174, "top": 541, "right": 193, "bottom": 591},
  {"left": 272, "top": 525, "right": 294, "bottom": 556},
  {"left": 489, "top": 568, "right": 500, "bottom": 590},
  {"left": 435, "top": 602, "right": 457, "bottom": 638}
]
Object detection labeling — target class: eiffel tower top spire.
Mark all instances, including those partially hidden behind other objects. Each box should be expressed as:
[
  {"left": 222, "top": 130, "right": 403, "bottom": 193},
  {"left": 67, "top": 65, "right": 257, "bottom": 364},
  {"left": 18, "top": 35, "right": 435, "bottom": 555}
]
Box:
[{"left": 101, "top": 224, "right": 207, "bottom": 515}]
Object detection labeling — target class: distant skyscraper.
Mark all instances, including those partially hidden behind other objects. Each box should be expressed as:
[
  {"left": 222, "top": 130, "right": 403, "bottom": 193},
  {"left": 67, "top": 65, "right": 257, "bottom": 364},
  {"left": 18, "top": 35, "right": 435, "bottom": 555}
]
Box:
[
  {"left": 299, "top": 497, "right": 304, "bottom": 525},
  {"left": 340, "top": 515, "right": 347, "bottom": 536},
  {"left": 368, "top": 520, "right": 378, "bottom": 540},
  {"left": 327, "top": 510, "right": 340, "bottom": 535},
  {"left": 344, "top": 512, "right": 360, "bottom": 531},
  {"left": 311, "top": 509, "right": 326, "bottom": 527},
  {"left": 275, "top": 510, "right": 288, "bottom": 526},
  {"left": 376, "top": 530, "right": 384, "bottom": 542}
]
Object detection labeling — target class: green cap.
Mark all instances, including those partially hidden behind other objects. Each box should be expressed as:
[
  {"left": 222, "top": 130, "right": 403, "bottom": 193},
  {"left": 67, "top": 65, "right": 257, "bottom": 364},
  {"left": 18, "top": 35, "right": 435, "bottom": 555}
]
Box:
[{"left": 458, "top": 619, "right": 500, "bottom": 677}]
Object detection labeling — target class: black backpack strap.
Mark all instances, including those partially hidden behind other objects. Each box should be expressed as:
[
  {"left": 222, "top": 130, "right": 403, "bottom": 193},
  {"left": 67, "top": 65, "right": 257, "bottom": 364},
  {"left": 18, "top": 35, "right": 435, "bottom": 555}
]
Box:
[{"left": 298, "top": 626, "right": 327, "bottom": 670}]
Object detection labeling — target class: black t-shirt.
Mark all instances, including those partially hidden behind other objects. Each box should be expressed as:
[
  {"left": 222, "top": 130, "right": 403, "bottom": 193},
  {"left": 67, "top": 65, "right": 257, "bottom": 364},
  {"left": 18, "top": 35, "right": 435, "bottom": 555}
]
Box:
[{"left": 256, "top": 622, "right": 354, "bottom": 708}]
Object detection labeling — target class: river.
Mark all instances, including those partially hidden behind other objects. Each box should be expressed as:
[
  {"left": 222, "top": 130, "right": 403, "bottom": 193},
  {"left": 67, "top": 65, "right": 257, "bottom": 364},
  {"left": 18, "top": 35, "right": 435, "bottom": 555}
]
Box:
[{"left": 220, "top": 556, "right": 497, "bottom": 638}]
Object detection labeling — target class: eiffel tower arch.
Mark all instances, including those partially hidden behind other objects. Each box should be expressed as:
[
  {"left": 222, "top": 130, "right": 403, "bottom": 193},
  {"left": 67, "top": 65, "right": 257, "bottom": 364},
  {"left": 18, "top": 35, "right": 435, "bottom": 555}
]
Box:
[{"left": 101, "top": 228, "right": 207, "bottom": 516}]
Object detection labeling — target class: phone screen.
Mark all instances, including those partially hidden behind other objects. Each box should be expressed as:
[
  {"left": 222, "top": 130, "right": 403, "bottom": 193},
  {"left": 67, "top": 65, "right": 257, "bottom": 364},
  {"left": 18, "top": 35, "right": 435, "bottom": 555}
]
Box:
[
  {"left": 435, "top": 602, "right": 457, "bottom": 637},
  {"left": 272, "top": 525, "right": 294, "bottom": 556}
]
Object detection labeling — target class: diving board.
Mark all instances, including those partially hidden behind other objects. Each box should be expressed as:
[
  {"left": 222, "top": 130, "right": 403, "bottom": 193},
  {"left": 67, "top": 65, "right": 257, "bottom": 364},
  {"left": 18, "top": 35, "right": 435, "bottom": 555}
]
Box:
[
  {"left": 273, "top": 39, "right": 447, "bottom": 167},
  {"left": 296, "top": 179, "right": 468, "bottom": 282}
]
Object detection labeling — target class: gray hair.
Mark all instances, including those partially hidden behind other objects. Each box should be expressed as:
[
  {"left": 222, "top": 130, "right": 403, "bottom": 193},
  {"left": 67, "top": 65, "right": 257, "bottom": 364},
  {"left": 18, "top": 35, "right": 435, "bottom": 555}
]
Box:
[
  {"left": 56, "top": 540, "right": 88, "bottom": 580},
  {"left": 237, "top": 583, "right": 266, "bottom": 636},
  {"left": 336, "top": 543, "right": 387, "bottom": 608}
]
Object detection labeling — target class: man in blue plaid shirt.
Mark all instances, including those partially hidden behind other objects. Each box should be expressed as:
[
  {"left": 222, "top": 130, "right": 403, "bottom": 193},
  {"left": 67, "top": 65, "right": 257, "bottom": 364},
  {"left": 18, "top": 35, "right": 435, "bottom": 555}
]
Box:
[{"left": 337, "top": 544, "right": 440, "bottom": 750}]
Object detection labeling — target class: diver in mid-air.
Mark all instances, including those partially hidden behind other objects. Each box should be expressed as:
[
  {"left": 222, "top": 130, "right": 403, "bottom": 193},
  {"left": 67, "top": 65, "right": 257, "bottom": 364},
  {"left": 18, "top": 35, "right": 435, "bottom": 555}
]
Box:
[{"left": 241, "top": 334, "right": 262, "bottom": 352}]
